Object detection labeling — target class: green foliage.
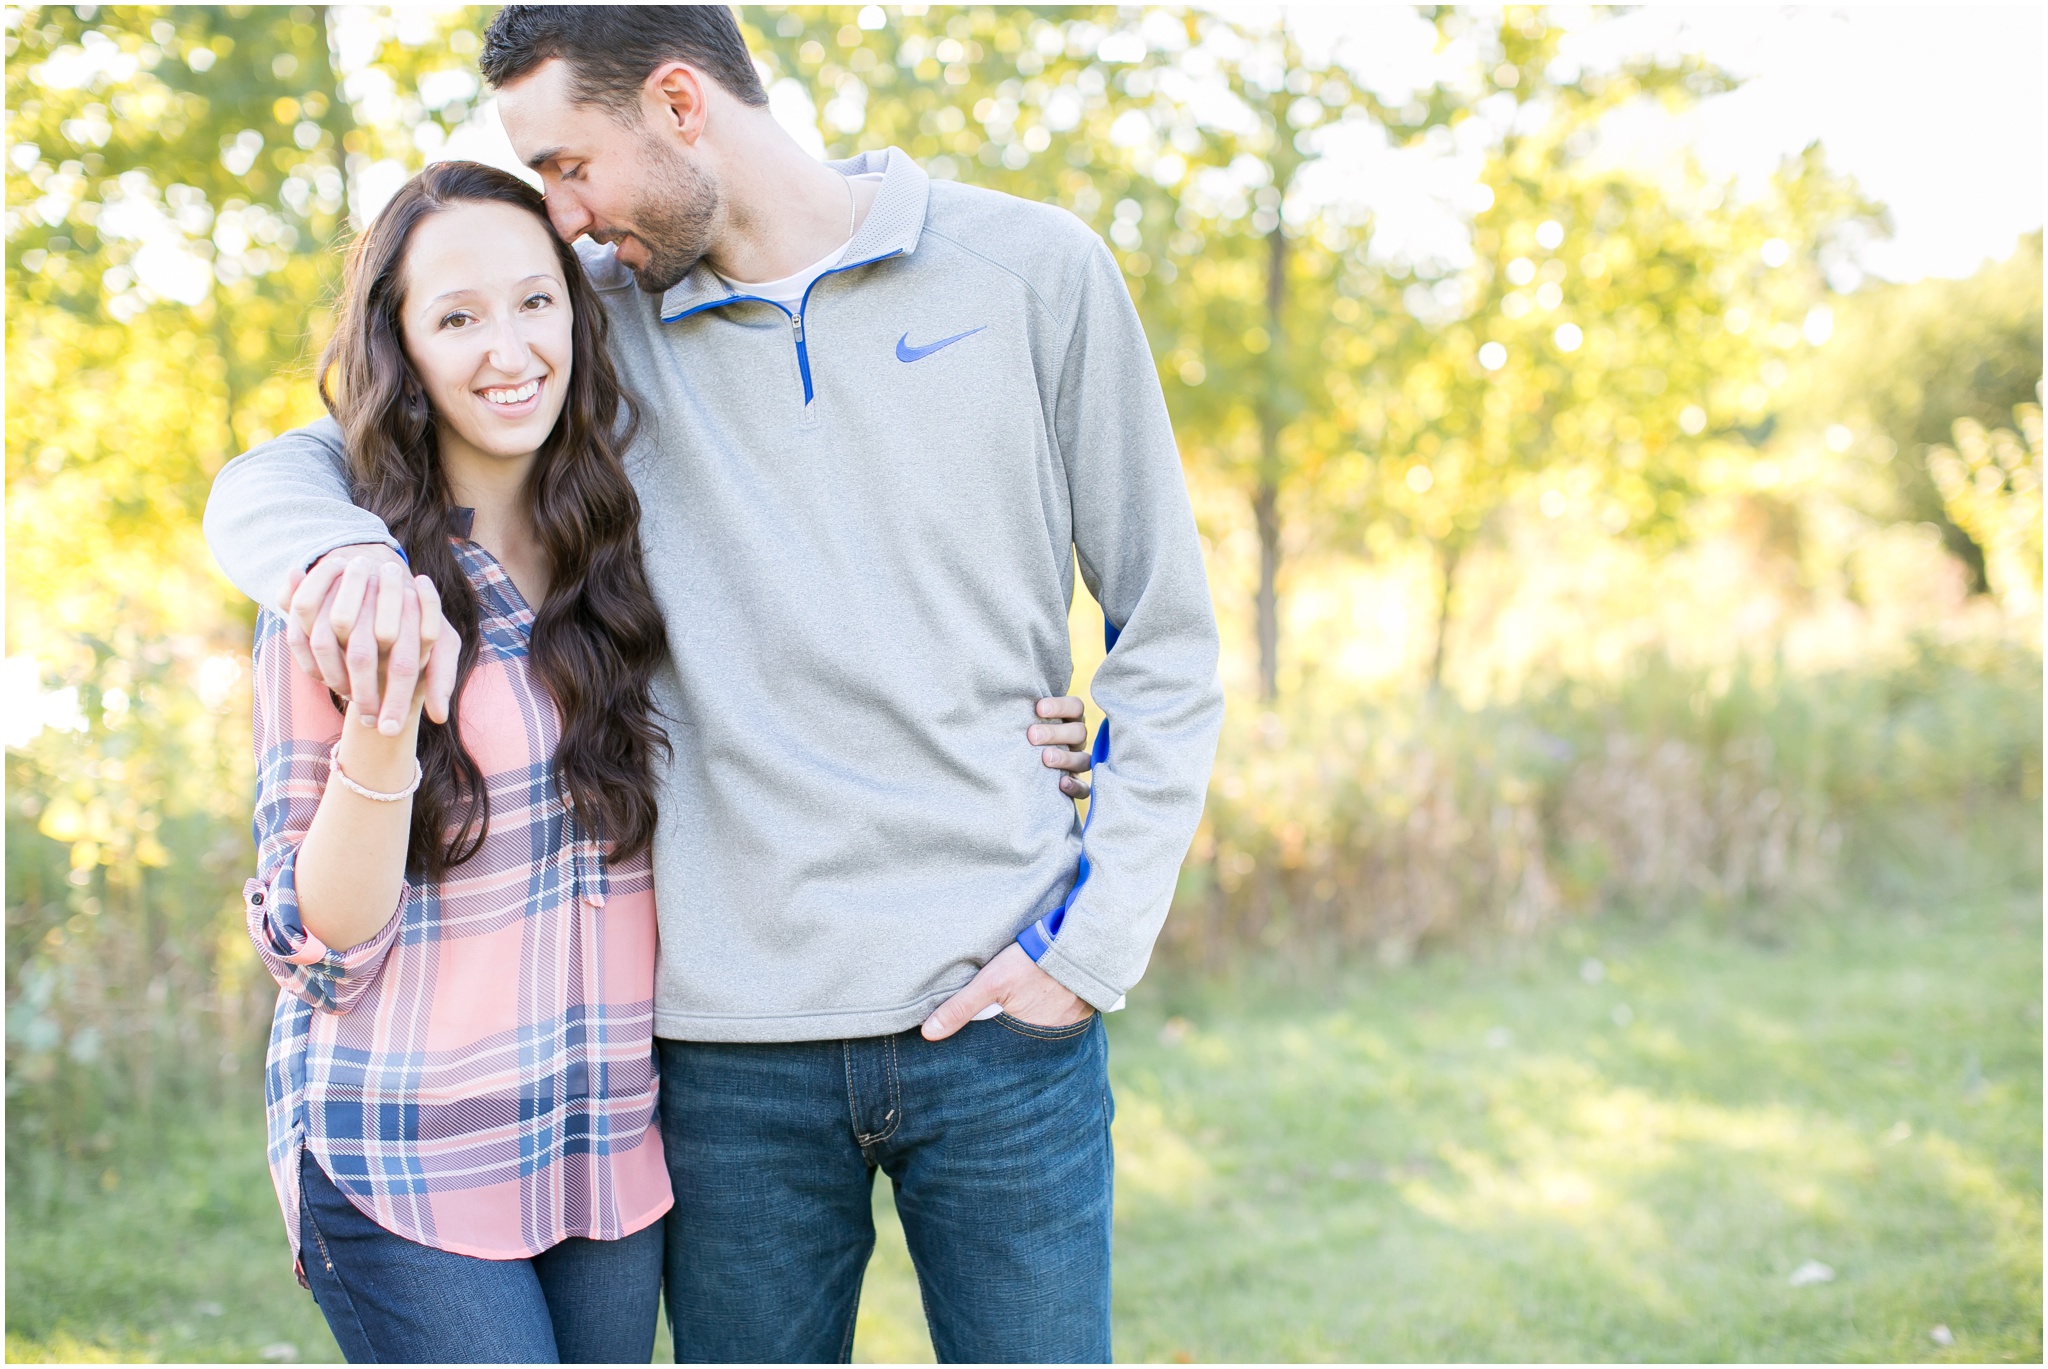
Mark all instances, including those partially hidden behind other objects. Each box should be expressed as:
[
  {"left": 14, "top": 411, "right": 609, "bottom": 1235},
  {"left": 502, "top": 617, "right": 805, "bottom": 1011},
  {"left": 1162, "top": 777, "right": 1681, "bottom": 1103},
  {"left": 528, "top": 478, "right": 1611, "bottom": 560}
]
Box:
[
  {"left": 1811, "top": 232, "right": 2045, "bottom": 589},
  {"left": 1929, "top": 405, "right": 2043, "bottom": 620},
  {"left": 6, "top": 4, "right": 363, "bottom": 1129},
  {"left": 1350, "top": 126, "right": 1880, "bottom": 685}
]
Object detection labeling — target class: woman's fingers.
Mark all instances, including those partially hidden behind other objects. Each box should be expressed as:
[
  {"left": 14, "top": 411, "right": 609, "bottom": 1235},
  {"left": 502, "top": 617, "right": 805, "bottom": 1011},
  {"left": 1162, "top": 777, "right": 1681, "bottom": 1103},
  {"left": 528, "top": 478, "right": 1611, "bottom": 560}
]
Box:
[
  {"left": 1029, "top": 720, "right": 1088, "bottom": 749},
  {"left": 1041, "top": 745, "right": 1091, "bottom": 773},
  {"left": 1028, "top": 695, "right": 1088, "bottom": 753},
  {"left": 378, "top": 583, "right": 423, "bottom": 735},
  {"left": 414, "top": 577, "right": 458, "bottom": 726},
  {"left": 1029, "top": 695, "right": 1091, "bottom": 788}
]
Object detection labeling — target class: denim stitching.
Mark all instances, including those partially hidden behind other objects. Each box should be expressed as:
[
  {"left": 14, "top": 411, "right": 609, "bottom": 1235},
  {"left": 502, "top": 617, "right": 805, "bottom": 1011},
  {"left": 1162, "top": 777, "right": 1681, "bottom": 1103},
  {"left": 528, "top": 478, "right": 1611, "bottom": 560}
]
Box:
[
  {"left": 873, "top": 1033, "right": 902, "bottom": 1145},
  {"left": 995, "top": 1010, "right": 1097, "bottom": 1041},
  {"left": 837, "top": 1258, "right": 867, "bottom": 1363},
  {"left": 909, "top": 1231, "right": 944, "bottom": 1363},
  {"left": 850, "top": 1038, "right": 905, "bottom": 1152},
  {"left": 842, "top": 1041, "right": 864, "bottom": 1148}
]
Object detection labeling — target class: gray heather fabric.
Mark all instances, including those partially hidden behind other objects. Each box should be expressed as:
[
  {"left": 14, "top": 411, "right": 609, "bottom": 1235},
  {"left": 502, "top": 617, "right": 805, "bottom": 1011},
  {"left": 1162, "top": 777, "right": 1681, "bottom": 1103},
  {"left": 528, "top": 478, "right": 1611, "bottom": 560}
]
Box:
[{"left": 203, "top": 148, "right": 1223, "bottom": 1041}]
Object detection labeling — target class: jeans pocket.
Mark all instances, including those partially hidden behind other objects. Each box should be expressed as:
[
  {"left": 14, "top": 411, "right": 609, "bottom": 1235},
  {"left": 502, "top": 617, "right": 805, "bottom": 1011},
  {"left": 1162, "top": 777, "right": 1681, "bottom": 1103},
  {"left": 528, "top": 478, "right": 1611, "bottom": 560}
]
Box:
[{"left": 993, "top": 1010, "right": 1098, "bottom": 1041}]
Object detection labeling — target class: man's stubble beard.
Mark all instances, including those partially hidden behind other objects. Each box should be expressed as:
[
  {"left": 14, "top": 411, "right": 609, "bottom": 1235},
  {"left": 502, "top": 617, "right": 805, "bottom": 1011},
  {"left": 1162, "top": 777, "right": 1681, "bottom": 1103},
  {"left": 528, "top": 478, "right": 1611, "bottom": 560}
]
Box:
[{"left": 618, "top": 135, "right": 720, "bottom": 296}]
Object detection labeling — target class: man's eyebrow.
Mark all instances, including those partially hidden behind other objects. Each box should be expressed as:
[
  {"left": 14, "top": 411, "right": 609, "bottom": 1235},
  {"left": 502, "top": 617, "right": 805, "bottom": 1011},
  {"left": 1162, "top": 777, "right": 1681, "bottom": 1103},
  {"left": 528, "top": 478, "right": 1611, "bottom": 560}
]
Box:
[{"left": 525, "top": 145, "right": 566, "bottom": 171}]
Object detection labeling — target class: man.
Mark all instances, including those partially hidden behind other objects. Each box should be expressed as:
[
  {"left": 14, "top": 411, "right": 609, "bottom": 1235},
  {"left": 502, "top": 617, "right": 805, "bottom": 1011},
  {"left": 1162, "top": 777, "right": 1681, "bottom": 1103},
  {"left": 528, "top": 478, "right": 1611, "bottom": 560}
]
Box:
[{"left": 204, "top": 6, "right": 1223, "bottom": 1361}]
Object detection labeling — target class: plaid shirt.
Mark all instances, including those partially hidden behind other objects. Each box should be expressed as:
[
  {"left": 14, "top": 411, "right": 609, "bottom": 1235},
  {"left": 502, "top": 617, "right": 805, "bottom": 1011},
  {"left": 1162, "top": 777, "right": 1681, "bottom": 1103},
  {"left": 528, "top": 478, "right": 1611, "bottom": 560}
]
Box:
[{"left": 245, "top": 536, "right": 669, "bottom": 1265}]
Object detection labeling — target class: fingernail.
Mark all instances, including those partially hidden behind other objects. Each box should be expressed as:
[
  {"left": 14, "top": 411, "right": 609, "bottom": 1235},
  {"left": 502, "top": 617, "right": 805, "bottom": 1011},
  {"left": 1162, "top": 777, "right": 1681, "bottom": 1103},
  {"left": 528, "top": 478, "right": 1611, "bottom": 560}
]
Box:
[{"left": 380, "top": 719, "right": 401, "bottom": 736}]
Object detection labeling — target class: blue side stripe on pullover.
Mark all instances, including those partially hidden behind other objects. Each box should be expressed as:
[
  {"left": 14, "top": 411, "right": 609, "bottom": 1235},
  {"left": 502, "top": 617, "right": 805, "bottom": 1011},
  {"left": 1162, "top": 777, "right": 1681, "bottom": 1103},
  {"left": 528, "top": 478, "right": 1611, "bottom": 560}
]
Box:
[{"left": 1018, "top": 618, "right": 1120, "bottom": 963}]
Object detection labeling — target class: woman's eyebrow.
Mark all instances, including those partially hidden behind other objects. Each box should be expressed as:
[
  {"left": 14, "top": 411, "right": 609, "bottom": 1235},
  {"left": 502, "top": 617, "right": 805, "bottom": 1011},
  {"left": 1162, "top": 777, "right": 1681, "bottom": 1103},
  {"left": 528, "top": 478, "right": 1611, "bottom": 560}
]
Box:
[{"left": 424, "top": 275, "right": 560, "bottom": 306}]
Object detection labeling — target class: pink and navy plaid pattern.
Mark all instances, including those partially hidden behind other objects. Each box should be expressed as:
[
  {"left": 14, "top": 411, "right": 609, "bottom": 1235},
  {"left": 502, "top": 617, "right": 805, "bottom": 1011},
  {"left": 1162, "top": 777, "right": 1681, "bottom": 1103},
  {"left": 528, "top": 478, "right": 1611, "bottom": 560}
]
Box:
[{"left": 245, "top": 537, "right": 670, "bottom": 1264}]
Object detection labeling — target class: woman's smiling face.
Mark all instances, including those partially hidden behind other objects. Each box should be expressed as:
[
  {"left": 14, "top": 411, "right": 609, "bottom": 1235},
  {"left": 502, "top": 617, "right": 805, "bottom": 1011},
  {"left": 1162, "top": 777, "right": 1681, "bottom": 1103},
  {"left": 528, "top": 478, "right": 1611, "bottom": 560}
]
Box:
[{"left": 399, "top": 199, "right": 573, "bottom": 466}]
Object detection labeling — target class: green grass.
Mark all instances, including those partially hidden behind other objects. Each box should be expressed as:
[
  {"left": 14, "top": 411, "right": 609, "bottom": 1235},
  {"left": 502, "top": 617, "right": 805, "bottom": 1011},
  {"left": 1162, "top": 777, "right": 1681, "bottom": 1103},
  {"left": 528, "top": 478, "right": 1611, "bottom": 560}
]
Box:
[
  {"left": 11, "top": 880, "right": 2039, "bottom": 1363},
  {"left": 1086, "top": 894, "right": 2042, "bottom": 1362}
]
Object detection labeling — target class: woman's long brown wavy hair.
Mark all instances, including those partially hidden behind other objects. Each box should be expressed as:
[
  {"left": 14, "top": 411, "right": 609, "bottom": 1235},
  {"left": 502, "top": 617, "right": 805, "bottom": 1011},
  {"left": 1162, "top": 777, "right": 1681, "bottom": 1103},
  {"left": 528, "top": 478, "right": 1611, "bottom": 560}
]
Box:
[{"left": 319, "top": 160, "right": 669, "bottom": 881}]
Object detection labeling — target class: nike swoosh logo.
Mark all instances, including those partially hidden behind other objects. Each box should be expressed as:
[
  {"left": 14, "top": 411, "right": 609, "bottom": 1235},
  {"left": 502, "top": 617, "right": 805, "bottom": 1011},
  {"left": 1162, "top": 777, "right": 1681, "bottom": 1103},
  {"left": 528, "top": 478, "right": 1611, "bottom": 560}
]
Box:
[{"left": 896, "top": 326, "right": 986, "bottom": 363}]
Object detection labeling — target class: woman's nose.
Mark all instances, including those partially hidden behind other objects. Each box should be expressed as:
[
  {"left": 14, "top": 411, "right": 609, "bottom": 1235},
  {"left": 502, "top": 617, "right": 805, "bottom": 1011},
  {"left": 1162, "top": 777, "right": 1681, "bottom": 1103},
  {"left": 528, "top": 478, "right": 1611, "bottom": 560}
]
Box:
[{"left": 485, "top": 319, "right": 531, "bottom": 375}]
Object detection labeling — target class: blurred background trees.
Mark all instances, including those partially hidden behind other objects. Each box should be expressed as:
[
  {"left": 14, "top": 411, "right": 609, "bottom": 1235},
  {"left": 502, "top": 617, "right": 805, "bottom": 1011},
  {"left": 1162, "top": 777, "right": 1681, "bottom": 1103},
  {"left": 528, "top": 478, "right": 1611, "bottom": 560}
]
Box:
[
  {"left": 6, "top": 0, "right": 2040, "bottom": 1151},
  {"left": 7, "top": 5, "right": 353, "bottom": 1129}
]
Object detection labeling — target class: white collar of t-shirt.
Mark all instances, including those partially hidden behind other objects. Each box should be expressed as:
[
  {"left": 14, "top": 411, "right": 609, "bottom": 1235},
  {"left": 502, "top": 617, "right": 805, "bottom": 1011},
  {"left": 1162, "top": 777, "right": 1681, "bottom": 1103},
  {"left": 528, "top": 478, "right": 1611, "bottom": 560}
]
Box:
[{"left": 714, "top": 172, "right": 883, "bottom": 310}]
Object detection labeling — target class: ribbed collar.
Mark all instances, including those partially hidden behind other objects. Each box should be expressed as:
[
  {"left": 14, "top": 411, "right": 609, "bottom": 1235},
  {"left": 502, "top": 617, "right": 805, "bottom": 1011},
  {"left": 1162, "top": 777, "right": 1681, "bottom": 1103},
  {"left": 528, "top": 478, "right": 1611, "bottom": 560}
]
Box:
[{"left": 657, "top": 146, "right": 931, "bottom": 322}]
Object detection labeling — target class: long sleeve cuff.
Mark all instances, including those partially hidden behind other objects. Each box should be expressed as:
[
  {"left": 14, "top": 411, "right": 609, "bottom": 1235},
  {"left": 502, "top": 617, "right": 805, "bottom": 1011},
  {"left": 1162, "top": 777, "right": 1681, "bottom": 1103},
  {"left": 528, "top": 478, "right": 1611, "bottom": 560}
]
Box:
[{"left": 244, "top": 858, "right": 405, "bottom": 1012}]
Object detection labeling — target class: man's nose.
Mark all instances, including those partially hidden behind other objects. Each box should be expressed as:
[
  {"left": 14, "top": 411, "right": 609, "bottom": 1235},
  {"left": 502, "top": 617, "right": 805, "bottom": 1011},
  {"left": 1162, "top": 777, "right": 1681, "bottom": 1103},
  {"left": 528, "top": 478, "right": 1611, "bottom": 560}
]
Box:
[{"left": 544, "top": 187, "right": 592, "bottom": 243}]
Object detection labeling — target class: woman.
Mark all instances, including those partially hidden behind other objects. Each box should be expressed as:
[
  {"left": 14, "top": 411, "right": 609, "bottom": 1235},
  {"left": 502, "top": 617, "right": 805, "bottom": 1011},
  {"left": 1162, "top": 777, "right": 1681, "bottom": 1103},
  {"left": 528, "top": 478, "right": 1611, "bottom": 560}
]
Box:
[
  {"left": 244, "top": 161, "right": 672, "bottom": 1363},
  {"left": 244, "top": 161, "right": 1093, "bottom": 1363}
]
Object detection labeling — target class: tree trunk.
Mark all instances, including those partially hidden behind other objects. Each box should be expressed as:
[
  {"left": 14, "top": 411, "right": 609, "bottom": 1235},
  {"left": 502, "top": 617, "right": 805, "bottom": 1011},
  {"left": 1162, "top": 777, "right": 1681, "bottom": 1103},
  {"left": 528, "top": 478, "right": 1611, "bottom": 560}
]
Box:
[
  {"left": 1253, "top": 225, "right": 1288, "bottom": 701},
  {"left": 1253, "top": 474, "right": 1280, "bottom": 699},
  {"left": 1429, "top": 540, "right": 1462, "bottom": 692}
]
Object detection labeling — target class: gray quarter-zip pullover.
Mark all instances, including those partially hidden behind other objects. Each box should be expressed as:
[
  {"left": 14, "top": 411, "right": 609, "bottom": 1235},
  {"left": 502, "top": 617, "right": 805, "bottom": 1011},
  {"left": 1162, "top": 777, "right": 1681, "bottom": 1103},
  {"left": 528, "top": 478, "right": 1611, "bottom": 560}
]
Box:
[{"left": 204, "top": 148, "right": 1224, "bottom": 1041}]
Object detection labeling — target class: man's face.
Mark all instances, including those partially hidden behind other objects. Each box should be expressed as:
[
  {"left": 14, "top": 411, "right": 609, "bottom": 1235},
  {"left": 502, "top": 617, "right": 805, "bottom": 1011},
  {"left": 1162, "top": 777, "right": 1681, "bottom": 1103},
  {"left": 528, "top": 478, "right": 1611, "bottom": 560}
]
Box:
[{"left": 498, "top": 59, "right": 719, "bottom": 296}]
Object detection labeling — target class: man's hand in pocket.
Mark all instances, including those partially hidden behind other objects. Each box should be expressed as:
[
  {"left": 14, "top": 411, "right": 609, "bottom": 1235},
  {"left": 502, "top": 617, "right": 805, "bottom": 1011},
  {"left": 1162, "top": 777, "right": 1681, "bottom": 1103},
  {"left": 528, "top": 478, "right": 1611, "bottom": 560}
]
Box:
[{"left": 921, "top": 944, "right": 1092, "bottom": 1040}]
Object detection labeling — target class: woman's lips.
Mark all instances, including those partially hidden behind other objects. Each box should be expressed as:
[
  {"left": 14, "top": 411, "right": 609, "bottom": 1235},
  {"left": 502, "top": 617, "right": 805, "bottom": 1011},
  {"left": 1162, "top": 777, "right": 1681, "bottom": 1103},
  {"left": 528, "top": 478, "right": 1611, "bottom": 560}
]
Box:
[{"left": 477, "top": 376, "right": 544, "bottom": 419}]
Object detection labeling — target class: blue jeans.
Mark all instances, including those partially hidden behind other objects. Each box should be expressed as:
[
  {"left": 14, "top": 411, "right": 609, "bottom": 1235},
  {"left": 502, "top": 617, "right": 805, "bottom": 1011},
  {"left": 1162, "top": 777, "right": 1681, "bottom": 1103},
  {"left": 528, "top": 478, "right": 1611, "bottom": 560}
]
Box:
[
  {"left": 658, "top": 1014, "right": 1114, "bottom": 1363},
  {"left": 297, "top": 1151, "right": 666, "bottom": 1363}
]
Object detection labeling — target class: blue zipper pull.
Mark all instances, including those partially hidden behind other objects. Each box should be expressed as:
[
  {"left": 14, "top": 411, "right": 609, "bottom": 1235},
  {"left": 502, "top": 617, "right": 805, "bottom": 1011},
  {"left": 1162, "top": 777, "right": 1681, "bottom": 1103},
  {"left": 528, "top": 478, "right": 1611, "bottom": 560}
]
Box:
[{"left": 790, "top": 308, "right": 814, "bottom": 403}]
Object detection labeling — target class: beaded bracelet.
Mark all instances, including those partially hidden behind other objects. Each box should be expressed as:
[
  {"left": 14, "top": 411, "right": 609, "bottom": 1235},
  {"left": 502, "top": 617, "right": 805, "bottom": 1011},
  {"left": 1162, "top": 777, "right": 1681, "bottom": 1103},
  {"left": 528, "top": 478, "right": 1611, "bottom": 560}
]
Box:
[{"left": 327, "top": 741, "right": 423, "bottom": 803}]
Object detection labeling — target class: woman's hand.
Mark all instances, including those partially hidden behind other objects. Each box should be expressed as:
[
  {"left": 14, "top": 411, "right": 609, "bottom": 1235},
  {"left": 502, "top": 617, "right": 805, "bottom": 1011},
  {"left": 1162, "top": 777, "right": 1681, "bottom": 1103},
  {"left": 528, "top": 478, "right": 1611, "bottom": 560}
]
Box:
[
  {"left": 365, "top": 563, "right": 441, "bottom": 734},
  {"left": 1031, "top": 695, "right": 1093, "bottom": 798}
]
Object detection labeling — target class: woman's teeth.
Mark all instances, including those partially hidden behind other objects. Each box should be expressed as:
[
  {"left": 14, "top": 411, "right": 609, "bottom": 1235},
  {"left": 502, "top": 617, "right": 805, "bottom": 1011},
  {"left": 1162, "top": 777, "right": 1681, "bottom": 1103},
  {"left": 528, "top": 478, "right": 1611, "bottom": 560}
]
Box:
[{"left": 481, "top": 379, "right": 541, "bottom": 406}]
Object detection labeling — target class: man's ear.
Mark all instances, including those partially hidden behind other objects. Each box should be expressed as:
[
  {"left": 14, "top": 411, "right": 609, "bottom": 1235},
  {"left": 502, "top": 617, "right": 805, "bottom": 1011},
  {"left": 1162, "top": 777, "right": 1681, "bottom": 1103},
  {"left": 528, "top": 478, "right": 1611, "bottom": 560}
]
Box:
[{"left": 647, "top": 61, "right": 711, "bottom": 146}]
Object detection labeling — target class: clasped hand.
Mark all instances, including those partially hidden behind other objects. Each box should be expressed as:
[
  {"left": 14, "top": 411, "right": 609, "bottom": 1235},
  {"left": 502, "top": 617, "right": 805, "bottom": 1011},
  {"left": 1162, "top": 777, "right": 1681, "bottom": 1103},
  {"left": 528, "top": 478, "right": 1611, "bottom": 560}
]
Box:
[{"left": 279, "top": 546, "right": 453, "bottom": 733}]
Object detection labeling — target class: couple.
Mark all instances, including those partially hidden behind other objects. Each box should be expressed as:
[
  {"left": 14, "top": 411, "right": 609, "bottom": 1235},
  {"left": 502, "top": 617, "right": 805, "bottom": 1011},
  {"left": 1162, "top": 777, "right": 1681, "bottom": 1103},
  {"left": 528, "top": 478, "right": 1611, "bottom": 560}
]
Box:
[{"left": 208, "top": 6, "right": 1223, "bottom": 1364}]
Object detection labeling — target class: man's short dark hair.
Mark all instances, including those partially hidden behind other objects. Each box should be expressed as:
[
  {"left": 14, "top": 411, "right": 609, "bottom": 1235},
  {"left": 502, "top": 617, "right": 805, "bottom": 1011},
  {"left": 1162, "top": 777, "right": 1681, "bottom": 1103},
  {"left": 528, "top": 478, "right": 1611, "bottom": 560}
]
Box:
[{"left": 480, "top": 5, "right": 768, "bottom": 113}]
